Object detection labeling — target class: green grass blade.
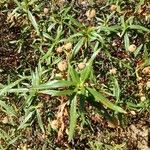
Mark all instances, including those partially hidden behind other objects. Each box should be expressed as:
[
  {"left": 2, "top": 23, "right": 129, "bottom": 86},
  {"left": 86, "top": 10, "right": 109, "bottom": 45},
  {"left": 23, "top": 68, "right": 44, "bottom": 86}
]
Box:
[
  {"left": 7, "top": 88, "right": 29, "bottom": 93},
  {"left": 37, "top": 80, "right": 76, "bottom": 89},
  {"left": 72, "top": 37, "right": 84, "bottom": 57},
  {"left": 112, "top": 77, "right": 120, "bottom": 103},
  {"left": 39, "top": 90, "right": 74, "bottom": 96},
  {"left": 80, "top": 63, "right": 92, "bottom": 83},
  {"left": 28, "top": 10, "right": 40, "bottom": 35},
  {"left": 129, "top": 25, "right": 150, "bottom": 32},
  {"left": 124, "top": 32, "right": 130, "bottom": 50},
  {"left": 18, "top": 111, "right": 35, "bottom": 130},
  {"left": 36, "top": 108, "right": 45, "bottom": 133},
  {"left": 87, "top": 87, "right": 126, "bottom": 113},
  {"left": 68, "top": 95, "right": 78, "bottom": 141},
  {"left": 0, "top": 100, "right": 16, "bottom": 116},
  {"left": 0, "top": 77, "right": 28, "bottom": 96},
  {"left": 134, "top": 44, "right": 143, "bottom": 57},
  {"left": 69, "top": 65, "right": 80, "bottom": 83}
]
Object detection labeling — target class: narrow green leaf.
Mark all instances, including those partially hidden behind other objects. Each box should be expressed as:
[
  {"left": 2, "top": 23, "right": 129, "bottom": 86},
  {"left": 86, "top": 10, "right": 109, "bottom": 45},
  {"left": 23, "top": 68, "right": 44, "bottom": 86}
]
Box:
[
  {"left": 134, "top": 44, "right": 143, "bottom": 57},
  {"left": 68, "top": 16, "right": 83, "bottom": 28},
  {"left": 39, "top": 90, "right": 74, "bottom": 96},
  {"left": 72, "top": 37, "right": 84, "bottom": 57},
  {"left": 80, "top": 49, "right": 99, "bottom": 83},
  {"left": 97, "top": 26, "right": 118, "bottom": 33},
  {"left": 80, "top": 63, "right": 92, "bottom": 83},
  {"left": 69, "top": 65, "right": 80, "bottom": 83},
  {"left": 129, "top": 25, "right": 150, "bottom": 32},
  {"left": 13, "top": 0, "right": 21, "bottom": 8},
  {"left": 36, "top": 109, "right": 45, "bottom": 133},
  {"left": 43, "top": 32, "right": 53, "bottom": 41},
  {"left": 124, "top": 32, "right": 130, "bottom": 50},
  {"left": 0, "top": 78, "right": 26, "bottom": 96},
  {"left": 0, "top": 100, "right": 16, "bottom": 116},
  {"left": 87, "top": 87, "right": 126, "bottom": 113},
  {"left": 37, "top": 80, "right": 76, "bottom": 89},
  {"left": 18, "top": 111, "right": 35, "bottom": 130},
  {"left": 8, "top": 135, "right": 21, "bottom": 146},
  {"left": 0, "top": 129, "right": 9, "bottom": 140},
  {"left": 112, "top": 77, "right": 120, "bottom": 102},
  {"left": 91, "top": 32, "right": 104, "bottom": 44},
  {"left": 7, "top": 88, "right": 29, "bottom": 93},
  {"left": 68, "top": 95, "right": 78, "bottom": 141},
  {"left": 28, "top": 10, "right": 40, "bottom": 35}
]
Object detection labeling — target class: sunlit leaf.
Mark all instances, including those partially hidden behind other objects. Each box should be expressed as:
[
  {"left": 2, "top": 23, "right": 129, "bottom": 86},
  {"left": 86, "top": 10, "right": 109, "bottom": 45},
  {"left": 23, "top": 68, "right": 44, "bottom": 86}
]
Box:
[
  {"left": 68, "top": 95, "right": 78, "bottom": 141},
  {"left": 0, "top": 100, "right": 16, "bottom": 116},
  {"left": 37, "top": 80, "right": 76, "bottom": 89},
  {"left": 39, "top": 90, "right": 74, "bottom": 96},
  {"left": 36, "top": 109, "right": 45, "bottom": 133},
  {"left": 87, "top": 87, "right": 126, "bottom": 113},
  {"left": 28, "top": 10, "right": 40, "bottom": 35}
]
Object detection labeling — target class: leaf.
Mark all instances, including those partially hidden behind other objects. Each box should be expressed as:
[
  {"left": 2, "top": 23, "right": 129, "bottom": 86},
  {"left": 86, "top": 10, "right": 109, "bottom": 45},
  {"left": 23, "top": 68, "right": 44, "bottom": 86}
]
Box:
[
  {"left": 0, "top": 129, "right": 9, "bottom": 141},
  {"left": 80, "top": 63, "right": 92, "bottom": 83},
  {"left": 68, "top": 16, "right": 83, "bottom": 28},
  {"left": 0, "top": 100, "right": 16, "bottom": 116},
  {"left": 72, "top": 37, "right": 84, "bottom": 57},
  {"left": 0, "top": 78, "right": 26, "bottom": 96},
  {"left": 69, "top": 65, "right": 80, "bottom": 83},
  {"left": 80, "top": 49, "right": 99, "bottom": 83},
  {"left": 68, "top": 95, "right": 78, "bottom": 141},
  {"left": 112, "top": 77, "right": 120, "bottom": 102},
  {"left": 97, "top": 26, "right": 118, "bottom": 32},
  {"left": 18, "top": 111, "right": 35, "bottom": 130},
  {"left": 124, "top": 32, "right": 130, "bottom": 50},
  {"left": 36, "top": 109, "right": 45, "bottom": 133},
  {"left": 91, "top": 32, "right": 104, "bottom": 45},
  {"left": 7, "top": 88, "right": 29, "bottom": 93},
  {"left": 87, "top": 87, "right": 126, "bottom": 113},
  {"left": 37, "top": 80, "right": 76, "bottom": 90},
  {"left": 13, "top": 0, "right": 21, "bottom": 8},
  {"left": 8, "top": 135, "right": 21, "bottom": 146},
  {"left": 129, "top": 25, "right": 150, "bottom": 32},
  {"left": 43, "top": 32, "right": 53, "bottom": 41},
  {"left": 39, "top": 90, "right": 74, "bottom": 96},
  {"left": 28, "top": 10, "right": 40, "bottom": 35},
  {"left": 134, "top": 44, "right": 143, "bottom": 57}
]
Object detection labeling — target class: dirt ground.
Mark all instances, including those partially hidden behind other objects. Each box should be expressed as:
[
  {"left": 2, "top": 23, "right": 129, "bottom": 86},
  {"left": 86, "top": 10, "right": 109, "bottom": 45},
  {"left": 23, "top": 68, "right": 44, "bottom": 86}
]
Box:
[{"left": 0, "top": 2, "right": 150, "bottom": 150}]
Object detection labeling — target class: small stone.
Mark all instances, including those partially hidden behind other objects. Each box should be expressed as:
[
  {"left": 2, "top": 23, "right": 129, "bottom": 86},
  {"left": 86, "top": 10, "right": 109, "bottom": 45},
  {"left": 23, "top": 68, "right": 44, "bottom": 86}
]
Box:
[
  {"left": 110, "top": 5, "right": 117, "bottom": 11},
  {"left": 78, "top": 62, "right": 86, "bottom": 70},
  {"left": 57, "top": 60, "right": 67, "bottom": 72},
  {"left": 63, "top": 42, "right": 72, "bottom": 51},
  {"left": 146, "top": 81, "right": 150, "bottom": 88},
  {"left": 142, "top": 66, "right": 150, "bottom": 74},
  {"left": 56, "top": 46, "right": 63, "bottom": 53},
  {"left": 86, "top": 9, "right": 96, "bottom": 19},
  {"left": 2, "top": 116, "right": 9, "bottom": 124},
  {"left": 130, "top": 111, "right": 136, "bottom": 115},
  {"left": 140, "top": 96, "right": 146, "bottom": 101},
  {"left": 55, "top": 73, "right": 63, "bottom": 78},
  {"left": 22, "top": 144, "right": 28, "bottom": 150},
  {"left": 128, "top": 44, "right": 137, "bottom": 52},
  {"left": 44, "top": 8, "right": 49, "bottom": 14},
  {"left": 109, "top": 68, "right": 117, "bottom": 75}
]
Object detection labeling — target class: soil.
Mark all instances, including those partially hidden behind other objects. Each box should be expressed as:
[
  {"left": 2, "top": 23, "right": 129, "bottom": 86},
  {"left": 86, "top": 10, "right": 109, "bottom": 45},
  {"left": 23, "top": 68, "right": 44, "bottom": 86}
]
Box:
[{"left": 0, "top": 2, "right": 150, "bottom": 150}]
